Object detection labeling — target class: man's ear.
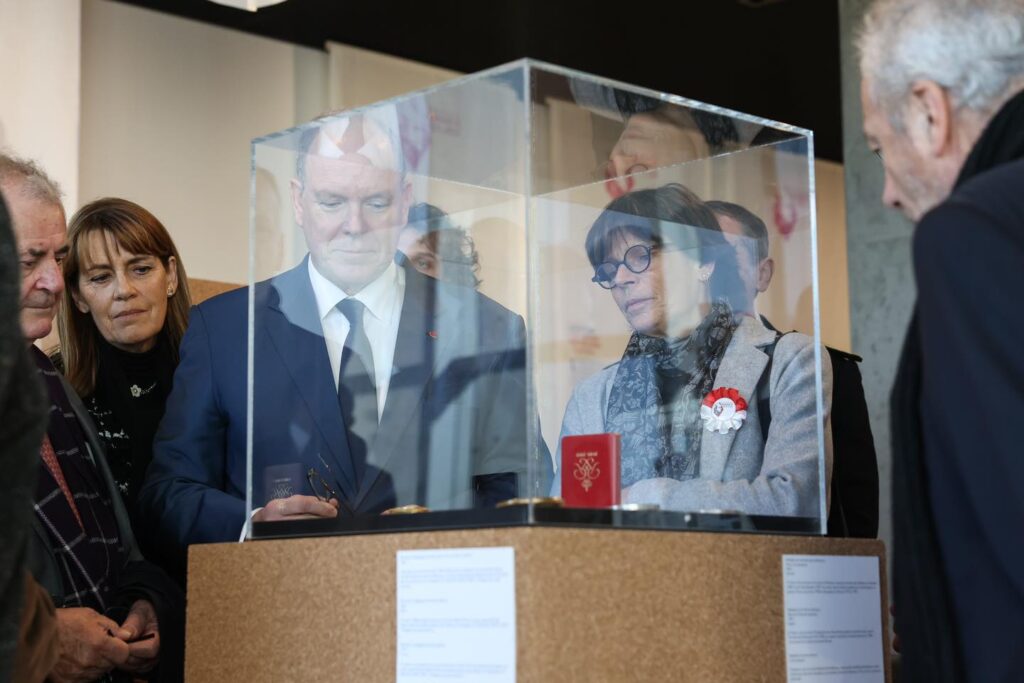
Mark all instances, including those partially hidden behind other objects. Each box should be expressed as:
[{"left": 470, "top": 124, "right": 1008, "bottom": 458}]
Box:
[
  {"left": 907, "top": 80, "right": 953, "bottom": 159},
  {"left": 757, "top": 257, "right": 774, "bottom": 293},
  {"left": 289, "top": 178, "right": 304, "bottom": 227}
]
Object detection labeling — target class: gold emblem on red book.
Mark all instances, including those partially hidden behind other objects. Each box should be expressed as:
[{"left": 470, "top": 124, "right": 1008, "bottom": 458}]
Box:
[{"left": 573, "top": 452, "right": 601, "bottom": 492}]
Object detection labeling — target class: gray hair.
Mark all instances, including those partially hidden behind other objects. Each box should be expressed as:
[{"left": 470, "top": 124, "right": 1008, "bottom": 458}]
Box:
[
  {"left": 858, "top": 0, "right": 1024, "bottom": 127},
  {"left": 0, "top": 152, "right": 63, "bottom": 207}
]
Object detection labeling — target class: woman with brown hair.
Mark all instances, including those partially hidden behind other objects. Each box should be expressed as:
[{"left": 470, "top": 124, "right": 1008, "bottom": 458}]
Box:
[{"left": 58, "top": 197, "right": 190, "bottom": 514}]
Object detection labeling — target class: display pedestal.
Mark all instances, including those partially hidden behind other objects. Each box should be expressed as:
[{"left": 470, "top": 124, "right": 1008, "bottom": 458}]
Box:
[{"left": 186, "top": 527, "right": 889, "bottom": 682}]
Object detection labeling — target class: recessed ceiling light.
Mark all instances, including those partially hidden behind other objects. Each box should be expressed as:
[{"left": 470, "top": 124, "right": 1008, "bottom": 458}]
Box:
[{"left": 208, "top": 0, "right": 288, "bottom": 11}]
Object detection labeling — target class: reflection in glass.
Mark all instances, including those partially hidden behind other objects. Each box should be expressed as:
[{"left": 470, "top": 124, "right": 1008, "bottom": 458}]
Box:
[
  {"left": 241, "top": 60, "right": 826, "bottom": 538},
  {"left": 553, "top": 184, "right": 829, "bottom": 519}
]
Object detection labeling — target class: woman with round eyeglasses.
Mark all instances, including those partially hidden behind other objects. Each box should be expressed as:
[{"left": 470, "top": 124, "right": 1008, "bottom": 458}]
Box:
[{"left": 555, "top": 183, "right": 832, "bottom": 518}]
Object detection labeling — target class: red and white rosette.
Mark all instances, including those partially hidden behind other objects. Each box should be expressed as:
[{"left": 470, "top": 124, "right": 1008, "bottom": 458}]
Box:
[{"left": 700, "top": 387, "right": 748, "bottom": 434}]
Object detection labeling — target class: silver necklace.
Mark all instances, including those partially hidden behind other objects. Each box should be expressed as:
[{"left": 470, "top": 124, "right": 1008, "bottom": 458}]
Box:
[{"left": 129, "top": 381, "right": 157, "bottom": 398}]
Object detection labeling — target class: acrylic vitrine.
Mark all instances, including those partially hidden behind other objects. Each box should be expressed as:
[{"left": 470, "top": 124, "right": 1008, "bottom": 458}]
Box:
[{"left": 247, "top": 59, "right": 827, "bottom": 539}]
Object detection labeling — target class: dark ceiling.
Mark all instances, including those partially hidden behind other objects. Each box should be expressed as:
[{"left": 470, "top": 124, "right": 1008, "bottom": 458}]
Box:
[{"left": 111, "top": 0, "right": 844, "bottom": 161}]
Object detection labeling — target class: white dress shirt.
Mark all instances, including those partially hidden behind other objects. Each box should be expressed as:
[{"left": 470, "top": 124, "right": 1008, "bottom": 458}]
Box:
[{"left": 307, "top": 257, "right": 405, "bottom": 421}]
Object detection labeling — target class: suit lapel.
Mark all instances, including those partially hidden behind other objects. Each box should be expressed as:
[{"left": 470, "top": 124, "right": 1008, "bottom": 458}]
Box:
[
  {"left": 699, "top": 317, "right": 776, "bottom": 482},
  {"left": 261, "top": 263, "right": 357, "bottom": 498},
  {"left": 352, "top": 270, "right": 459, "bottom": 508}
]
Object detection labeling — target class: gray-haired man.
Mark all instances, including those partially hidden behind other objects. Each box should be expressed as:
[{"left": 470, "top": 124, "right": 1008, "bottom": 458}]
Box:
[{"left": 858, "top": 1, "right": 1024, "bottom": 679}]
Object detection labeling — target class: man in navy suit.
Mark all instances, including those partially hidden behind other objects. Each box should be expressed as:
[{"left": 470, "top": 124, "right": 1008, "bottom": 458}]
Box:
[
  {"left": 139, "top": 112, "right": 545, "bottom": 562},
  {"left": 859, "top": 0, "right": 1024, "bottom": 680}
]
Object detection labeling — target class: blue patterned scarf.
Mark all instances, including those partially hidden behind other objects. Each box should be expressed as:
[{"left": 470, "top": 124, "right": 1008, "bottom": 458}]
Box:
[{"left": 606, "top": 302, "right": 736, "bottom": 486}]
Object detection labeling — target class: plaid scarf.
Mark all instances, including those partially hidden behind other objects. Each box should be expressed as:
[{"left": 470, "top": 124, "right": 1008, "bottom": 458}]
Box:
[{"left": 31, "top": 346, "right": 123, "bottom": 612}]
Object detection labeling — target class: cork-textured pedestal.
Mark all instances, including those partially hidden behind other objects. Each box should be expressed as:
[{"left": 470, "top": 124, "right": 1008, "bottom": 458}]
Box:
[{"left": 186, "top": 527, "right": 889, "bottom": 682}]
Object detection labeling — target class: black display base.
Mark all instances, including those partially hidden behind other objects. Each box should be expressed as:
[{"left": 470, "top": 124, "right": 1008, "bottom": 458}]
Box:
[{"left": 250, "top": 506, "right": 820, "bottom": 540}]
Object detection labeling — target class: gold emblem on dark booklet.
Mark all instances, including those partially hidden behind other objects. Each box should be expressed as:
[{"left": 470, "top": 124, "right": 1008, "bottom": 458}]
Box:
[{"left": 572, "top": 451, "right": 601, "bottom": 492}]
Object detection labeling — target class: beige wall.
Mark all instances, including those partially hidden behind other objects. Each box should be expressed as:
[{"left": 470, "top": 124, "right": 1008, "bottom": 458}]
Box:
[
  {"left": 815, "top": 159, "right": 851, "bottom": 351},
  {"left": 327, "top": 42, "right": 459, "bottom": 108},
  {"left": 0, "top": 0, "right": 82, "bottom": 210},
  {"left": 79, "top": 0, "right": 327, "bottom": 286},
  {"left": 1, "top": 0, "right": 81, "bottom": 352},
  {"left": 75, "top": 7, "right": 464, "bottom": 287},
  {"left": 71, "top": 2, "right": 851, "bottom": 356},
  {"left": 319, "top": 45, "right": 851, "bottom": 350}
]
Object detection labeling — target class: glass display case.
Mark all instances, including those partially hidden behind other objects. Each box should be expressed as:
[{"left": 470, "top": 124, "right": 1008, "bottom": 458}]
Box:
[{"left": 247, "top": 59, "right": 827, "bottom": 539}]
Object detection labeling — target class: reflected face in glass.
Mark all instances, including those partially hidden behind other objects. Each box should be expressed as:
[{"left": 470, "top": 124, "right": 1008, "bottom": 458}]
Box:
[
  {"left": 603, "top": 231, "right": 707, "bottom": 338},
  {"left": 860, "top": 79, "right": 942, "bottom": 222},
  {"left": 292, "top": 152, "right": 410, "bottom": 295},
  {"left": 72, "top": 230, "right": 177, "bottom": 354},
  {"left": 396, "top": 227, "right": 440, "bottom": 279},
  {"left": 714, "top": 212, "right": 768, "bottom": 310},
  {"left": 606, "top": 111, "right": 710, "bottom": 178},
  {"left": 4, "top": 183, "right": 68, "bottom": 342}
]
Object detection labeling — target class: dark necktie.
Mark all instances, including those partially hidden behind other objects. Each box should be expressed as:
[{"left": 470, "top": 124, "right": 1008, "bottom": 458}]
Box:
[{"left": 337, "top": 298, "right": 378, "bottom": 485}]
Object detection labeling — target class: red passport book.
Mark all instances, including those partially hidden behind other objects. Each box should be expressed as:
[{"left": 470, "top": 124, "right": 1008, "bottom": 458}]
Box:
[{"left": 561, "top": 433, "right": 621, "bottom": 508}]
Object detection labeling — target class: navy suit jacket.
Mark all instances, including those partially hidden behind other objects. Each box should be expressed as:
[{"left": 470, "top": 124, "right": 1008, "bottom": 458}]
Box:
[{"left": 139, "top": 261, "right": 546, "bottom": 556}]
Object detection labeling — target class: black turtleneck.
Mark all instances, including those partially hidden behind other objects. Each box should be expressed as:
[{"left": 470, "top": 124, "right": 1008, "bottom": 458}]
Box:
[{"left": 87, "top": 334, "right": 176, "bottom": 510}]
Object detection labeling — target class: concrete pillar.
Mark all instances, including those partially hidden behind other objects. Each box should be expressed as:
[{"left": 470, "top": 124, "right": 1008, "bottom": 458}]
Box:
[{"left": 839, "top": 0, "right": 916, "bottom": 567}]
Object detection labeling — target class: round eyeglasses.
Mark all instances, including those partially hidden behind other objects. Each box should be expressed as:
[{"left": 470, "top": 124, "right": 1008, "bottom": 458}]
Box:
[{"left": 591, "top": 244, "right": 659, "bottom": 289}]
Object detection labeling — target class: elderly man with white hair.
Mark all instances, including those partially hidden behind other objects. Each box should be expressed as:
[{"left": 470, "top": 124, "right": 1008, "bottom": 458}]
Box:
[{"left": 858, "top": 0, "right": 1024, "bottom": 680}]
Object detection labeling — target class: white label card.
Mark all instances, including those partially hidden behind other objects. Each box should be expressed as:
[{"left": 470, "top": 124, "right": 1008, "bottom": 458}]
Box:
[
  {"left": 396, "top": 547, "right": 515, "bottom": 683},
  {"left": 782, "top": 554, "right": 885, "bottom": 682}
]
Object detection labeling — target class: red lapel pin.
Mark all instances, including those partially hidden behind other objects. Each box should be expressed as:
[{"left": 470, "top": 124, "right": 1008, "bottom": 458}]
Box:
[
  {"left": 427, "top": 330, "right": 438, "bottom": 339},
  {"left": 700, "top": 387, "right": 749, "bottom": 434}
]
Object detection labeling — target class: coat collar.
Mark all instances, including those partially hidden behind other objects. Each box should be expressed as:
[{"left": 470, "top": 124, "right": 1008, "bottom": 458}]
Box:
[{"left": 698, "top": 315, "right": 776, "bottom": 481}]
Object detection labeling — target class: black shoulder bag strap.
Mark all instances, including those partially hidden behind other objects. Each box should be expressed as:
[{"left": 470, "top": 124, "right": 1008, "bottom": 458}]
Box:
[{"left": 757, "top": 332, "right": 782, "bottom": 442}]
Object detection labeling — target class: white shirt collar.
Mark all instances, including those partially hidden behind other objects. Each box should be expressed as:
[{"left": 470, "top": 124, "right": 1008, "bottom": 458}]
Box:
[{"left": 307, "top": 257, "right": 401, "bottom": 323}]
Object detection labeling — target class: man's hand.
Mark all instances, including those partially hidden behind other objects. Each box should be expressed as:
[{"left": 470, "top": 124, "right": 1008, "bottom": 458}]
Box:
[
  {"left": 252, "top": 494, "right": 339, "bottom": 522},
  {"left": 49, "top": 607, "right": 130, "bottom": 683},
  {"left": 890, "top": 604, "right": 901, "bottom": 653},
  {"left": 118, "top": 599, "right": 160, "bottom": 674},
  {"left": 621, "top": 478, "right": 675, "bottom": 507}
]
